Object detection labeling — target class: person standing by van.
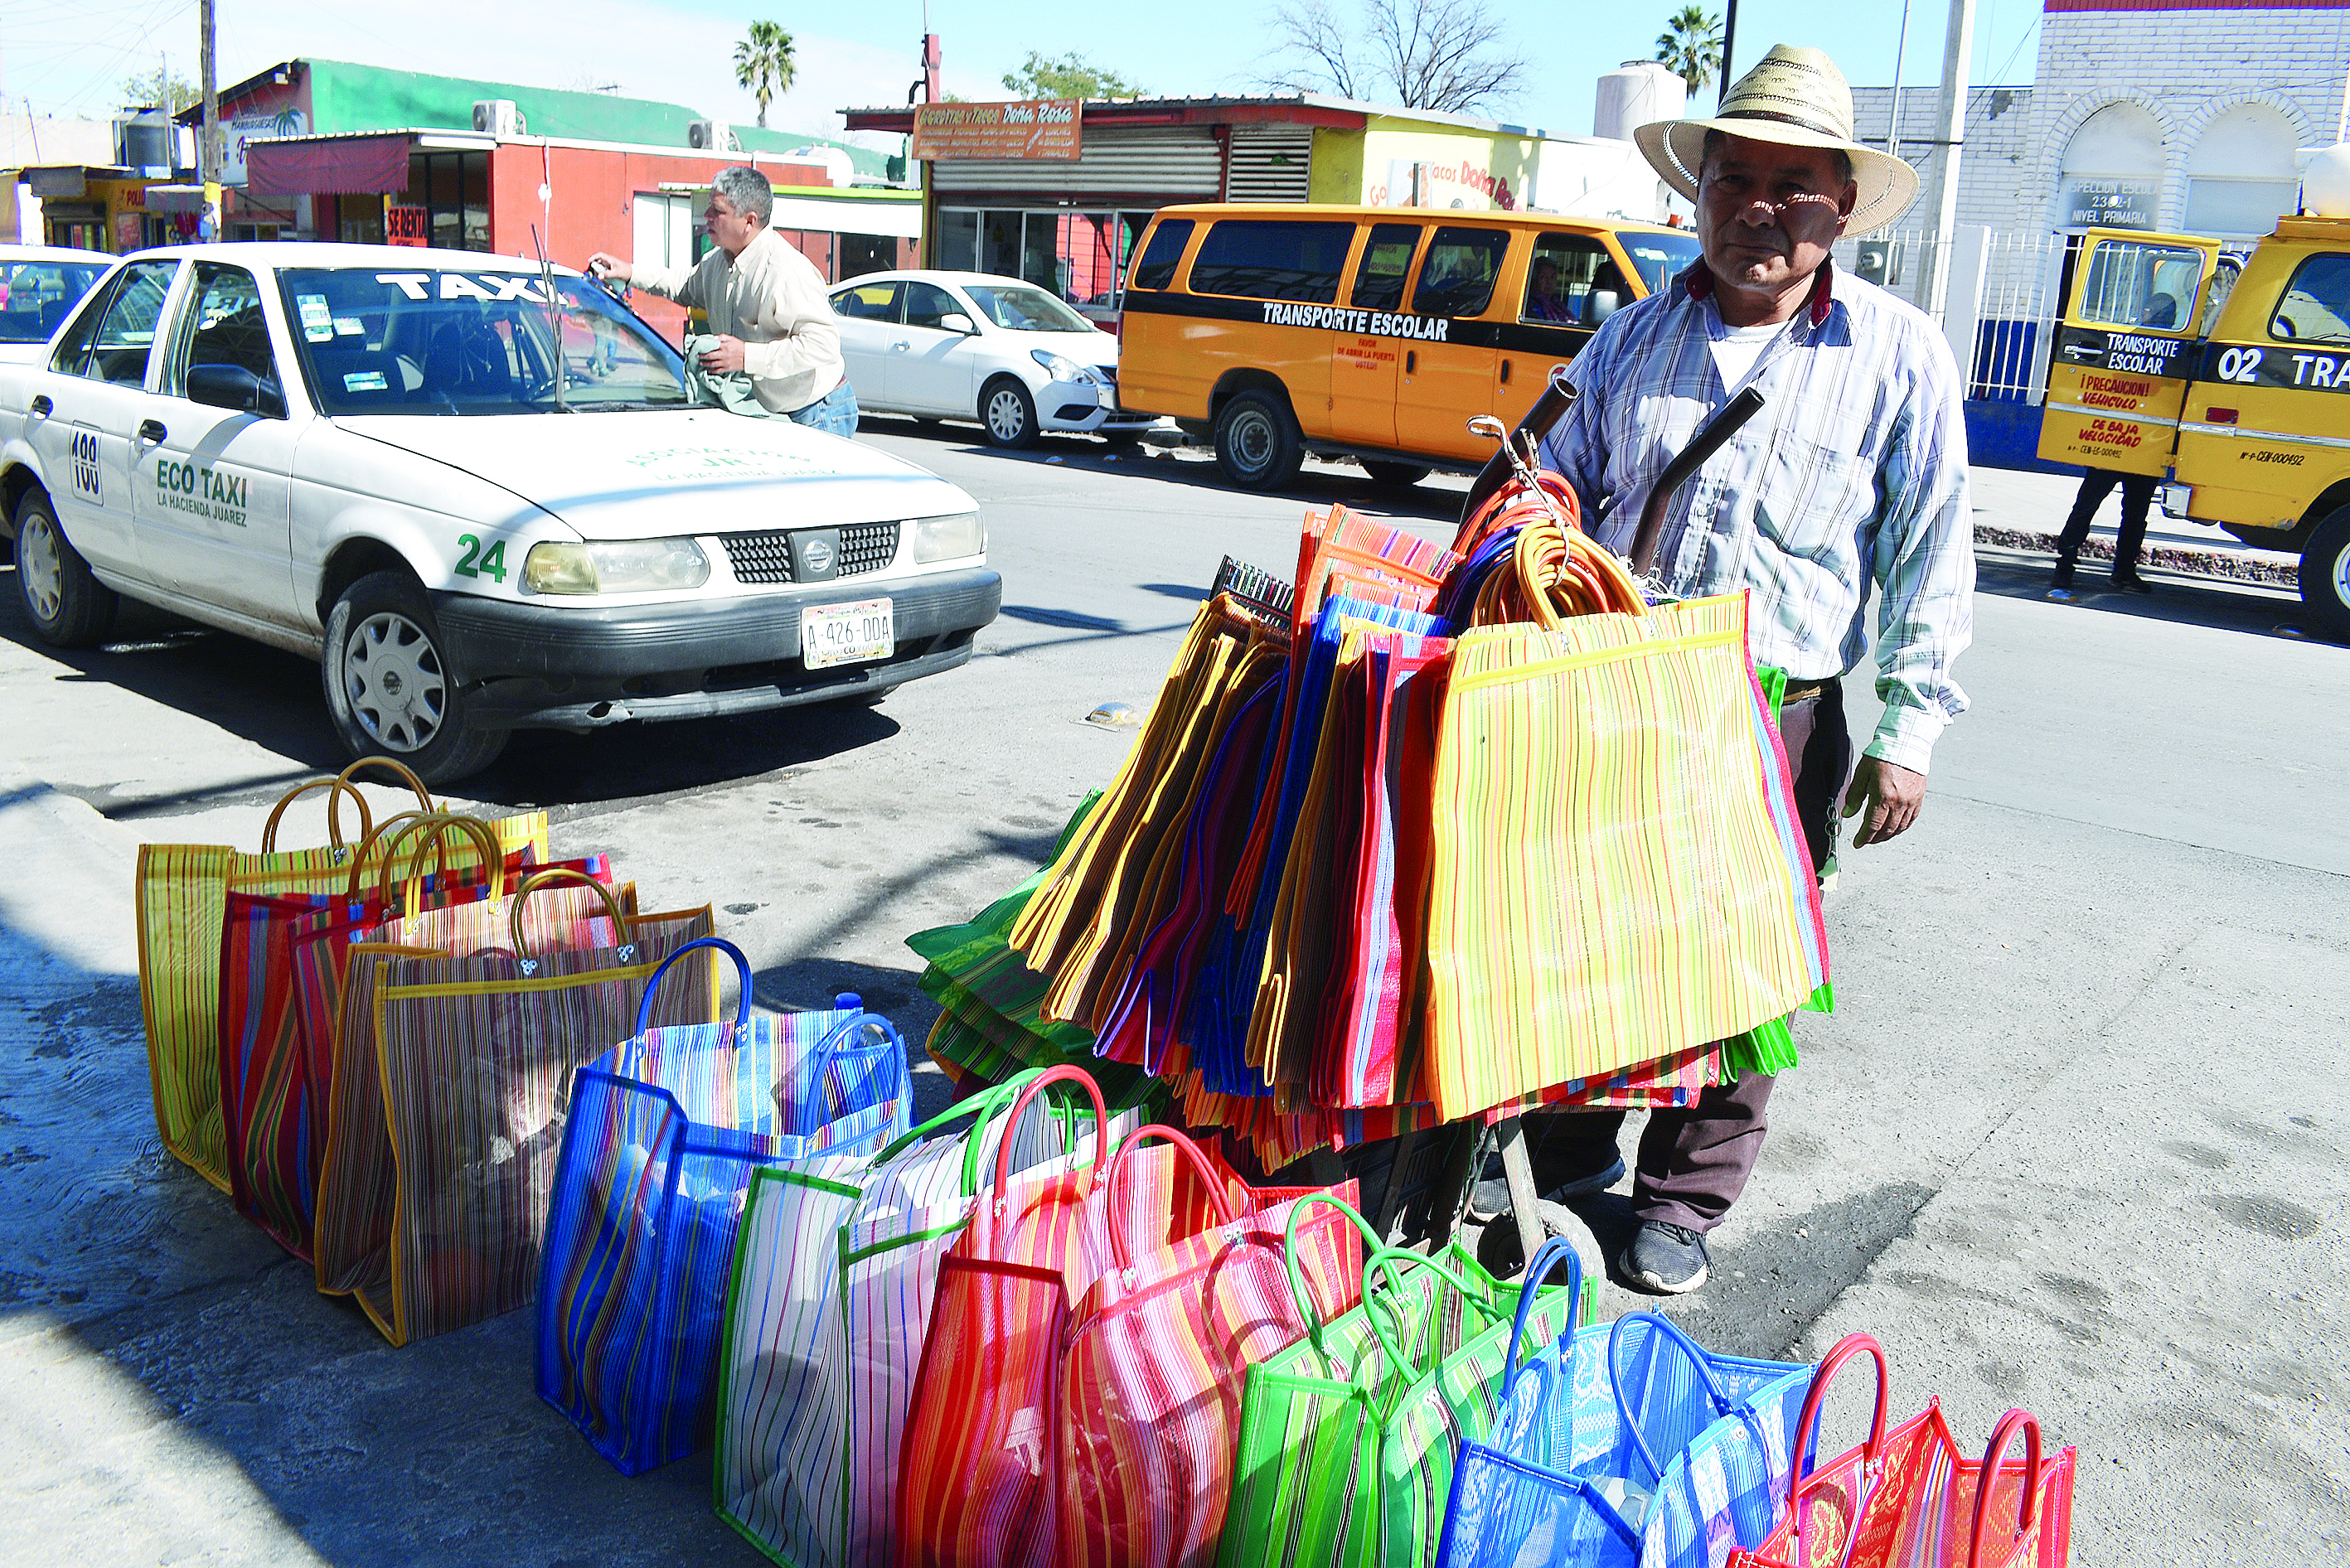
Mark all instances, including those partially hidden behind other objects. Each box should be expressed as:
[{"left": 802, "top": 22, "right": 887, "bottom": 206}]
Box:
[
  {"left": 1517, "top": 45, "right": 1975, "bottom": 1295},
  {"left": 588, "top": 165, "right": 855, "bottom": 435}
]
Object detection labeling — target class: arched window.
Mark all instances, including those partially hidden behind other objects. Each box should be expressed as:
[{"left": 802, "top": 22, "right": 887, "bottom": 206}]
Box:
[
  {"left": 2057, "top": 102, "right": 2165, "bottom": 230},
  {"left": 2186, "top": 104, "right": 2301, "bottom": 237}
]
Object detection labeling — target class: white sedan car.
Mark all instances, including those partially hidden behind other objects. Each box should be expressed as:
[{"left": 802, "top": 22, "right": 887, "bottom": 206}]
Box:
[
  {"left": 827, "top": 269, "right": 1157, "bottom": 449},
  {"left": 0, "top": 242, "right": 999, "bottom": 783},
  {"left": 0, "top": 244, "right": 115, "bottom": 365}
]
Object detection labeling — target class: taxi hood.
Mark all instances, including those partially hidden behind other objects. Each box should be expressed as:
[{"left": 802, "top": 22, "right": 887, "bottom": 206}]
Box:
[{"left": 342, "top": 409, "right": 975, "bottom": 540}]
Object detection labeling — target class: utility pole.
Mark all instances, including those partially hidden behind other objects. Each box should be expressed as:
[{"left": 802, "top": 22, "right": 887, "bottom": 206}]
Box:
[
  {"left": 1718, "top": 0, "right": 1738, "bottom": 106},
  {"left": 1886, "top": 0, "right": 1912, "bottom": 161},
  {"left": 200, "top": 0, "right": 220, "bottom": 238},
  {"left": 1920, "top": 0, "right": 1978, "bottom": 318}
]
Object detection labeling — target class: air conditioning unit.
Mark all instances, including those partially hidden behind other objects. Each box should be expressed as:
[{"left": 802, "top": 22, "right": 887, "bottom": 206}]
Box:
[
  {"left": 472, "top": 99, "right": 526, "bottom": 138},
  {"left": 689, "top": 119, "right": 739, "bottom": 152}
]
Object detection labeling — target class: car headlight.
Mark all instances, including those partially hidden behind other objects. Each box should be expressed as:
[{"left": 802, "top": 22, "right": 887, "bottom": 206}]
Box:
[
  {"left": 912, "top": 511, "right": 986, "bottom": 564},
  {"left": 521, "top": 537, "right": 710, "bottom": 595},
  {"left": 1031, "top": 349, "right": 1094, "bottom": 384}
]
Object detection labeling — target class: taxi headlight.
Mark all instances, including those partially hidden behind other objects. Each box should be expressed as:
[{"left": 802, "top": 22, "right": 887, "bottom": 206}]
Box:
[
  {"left": 521, "top": 537, "right": 710, "bottom": 595},
  {"left": 912, "top": 511, "right": 986, "bottom": 564}
]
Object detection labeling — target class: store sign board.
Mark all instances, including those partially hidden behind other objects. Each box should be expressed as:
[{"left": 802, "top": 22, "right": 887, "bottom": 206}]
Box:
[
  {"left": 386, "top": 205, "right": 430, "bottom": 246},
  {"left": 910, "top": 99, "right": 1082, "bottom": 162},
  {"left": 223, "top": 109, "right": 309, "bottom": 186},
  {"left": 2062, "top": 177, "right": 2159, "bottom": 230}
]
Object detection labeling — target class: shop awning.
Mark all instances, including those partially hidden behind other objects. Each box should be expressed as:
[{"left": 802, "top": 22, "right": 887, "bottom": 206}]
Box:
[
  {"left": 246, "top": 134, "right": 411, "bottom": 198},
  {"left": 143, "top": 184, "right": 211, "bottom": 214}
]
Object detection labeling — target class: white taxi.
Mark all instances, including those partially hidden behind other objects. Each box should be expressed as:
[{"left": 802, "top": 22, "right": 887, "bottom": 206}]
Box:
[{"left": 0, "top": 243, "right": 1000, "bottom": 782}]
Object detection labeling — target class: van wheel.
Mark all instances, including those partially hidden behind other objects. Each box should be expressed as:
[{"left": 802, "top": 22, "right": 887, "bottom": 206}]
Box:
[
  {"left": 979, "top": 377, "right": 1039, "bottom": 449},
  {"left": 12, "top": 489, "right": 116, "bottom": 648},
  {"left": 1214, "top": 390, "right": 1303, "bottom": 490},
  {"left": 1360, "top": 460, "right": 1433, "bottom": 487},
  {"left": 322, "top": 569, "right": 508, "bottom": 785},
  {"left": 2301, "top": 508, "right": 2350, "bottom": 640}
]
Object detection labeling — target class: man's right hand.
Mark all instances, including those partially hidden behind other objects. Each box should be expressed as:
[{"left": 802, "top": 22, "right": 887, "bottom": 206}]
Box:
[{"left": 587, "top": 252, "right": 632, "bottom": 283}]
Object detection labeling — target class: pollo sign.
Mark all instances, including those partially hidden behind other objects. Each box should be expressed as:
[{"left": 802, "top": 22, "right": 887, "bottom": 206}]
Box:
[{"left": 910, "top": 99, "right": 1082, "bottom": 161}]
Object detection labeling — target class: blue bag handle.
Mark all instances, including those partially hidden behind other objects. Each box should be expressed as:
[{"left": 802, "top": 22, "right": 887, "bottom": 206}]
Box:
[
  {"left": 1607, "top": 1309, "right": 1743, "bottom": 1482},
  {"left": 635, "top": 936, "right": 752, "bottom": 1037},
  {"left": 1497, "top": 1236, "right": 1585, "bottom": 1403}
]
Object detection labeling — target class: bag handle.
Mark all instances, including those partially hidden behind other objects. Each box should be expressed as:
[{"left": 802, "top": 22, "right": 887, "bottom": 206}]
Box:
[
  {"left": 1104, "top": 1125, "right": 1241, "bottom": 1275},
  {"left": 1966, "top": 1410, "right": 2046, "bottom": 1568},
  {"left": 1282, "top": 1193, "right": 1384, "bottom": 1367},
  {"left": 322, "top": 755, "right": 437, "bottom": 846},
  {"left": 1785, "top": 1333, "right": 1892, "bottom": 1568},
  {"left": 634, "top": 936, "right": 749, "bottom": 1036},
  {"left": 338, "top": 808, "right": 435, "bottom": 899},
  {"left": 260, "top": 776, "right": 374, "bottom": 854},
  {"left": 988, "top": 1064, "right": 1108, "bottom": 1199},
  {"left": 509, "top": 868, "right": 634, "bottom": 959},
  {"left": 1498, "top": 1236, "right": 1585, "bottom": 1403},
  {"left": 870, "top": 1070, "right": 1035, "bottom": 1169},
  {"left": 1609, "top": 1311, "right": 1742, "bottom": 1482},
  {"left": 1357, "top": 1245, "right": 1507, "bottom": 1387},
  {"left": 366, "top": 813, "right": 506, "bottom": 907}
]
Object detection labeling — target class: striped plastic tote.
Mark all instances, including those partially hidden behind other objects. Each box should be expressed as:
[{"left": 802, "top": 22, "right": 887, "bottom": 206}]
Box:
[
  {"left": 538, "top": 936, "right": 913, "bottom": 1474},
  {"left": 322, "top": 874, "right": 715, "bottom": 1344},
  {"left": 1434, "top": 1288, "right": 1813, "bottom": 1568},
  {"left": 1217, "top": 1217, "right": 1592, "bottom": 1568},
  {"left": 1056, "top": 1129, "right": 1363, "bottom": 1568},
  {"left": 1424, "top": 593, "right": 1819, "bottom": 1120}
]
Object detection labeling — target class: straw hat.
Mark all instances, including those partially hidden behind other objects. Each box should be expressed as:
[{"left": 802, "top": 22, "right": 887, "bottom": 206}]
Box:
[{"left": 1635, "top": 44, "right": 1921, "bottom": 235}]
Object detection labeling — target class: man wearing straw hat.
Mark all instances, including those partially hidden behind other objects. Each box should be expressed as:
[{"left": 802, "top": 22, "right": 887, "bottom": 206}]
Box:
[{"left": 1514, "top": 44, "right": 1974, "bottom": 1295}]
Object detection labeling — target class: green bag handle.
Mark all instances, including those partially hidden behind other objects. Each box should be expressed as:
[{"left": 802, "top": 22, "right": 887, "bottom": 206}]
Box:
[
  {"left": 866, "top": 1067, "right": 1104, "bottom": 1199},
  {"left": 1358, "top": 1245, "right": 1509, "bottom": 1388},
  {"left": 1282, "top": 1193, "right": 1387, "bottom": 1367}
]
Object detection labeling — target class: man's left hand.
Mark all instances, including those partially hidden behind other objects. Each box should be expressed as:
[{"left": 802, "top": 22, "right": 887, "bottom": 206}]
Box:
[
  {"left": 698, "top": 335, "right": 748, "bottom": 375},
  {"left": 1842, "top": 757, "right": 1926, "bottom": 847}
]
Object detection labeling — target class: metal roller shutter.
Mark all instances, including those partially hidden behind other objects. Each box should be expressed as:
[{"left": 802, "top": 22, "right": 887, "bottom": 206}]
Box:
[
  {"left": 1225, "top": 125, "right": 1316, "bottom": 203},
  {"left": 929, "top": 125, "right": 1223, "bottom": 198}
]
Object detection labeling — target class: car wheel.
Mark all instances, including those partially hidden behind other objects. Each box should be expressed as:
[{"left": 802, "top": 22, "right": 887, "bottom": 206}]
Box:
[
  {"left": 1360, "top": 459, "right": 1433, "bottom": 487},
  {"left": 979, "top": 377, "right": 1039, "bottom": 449},
  {"left": 12, "top": 488, "right": 116, "bottom": 647},
  {"left": 1214, "top": 390, "right": 1304, "bottom": 491},
  {"left": 2301, "top": 506, "right": 2350, "bottom": 640},
  {"left": 322, "top": 569, "right": 508, "bottom": 785}
]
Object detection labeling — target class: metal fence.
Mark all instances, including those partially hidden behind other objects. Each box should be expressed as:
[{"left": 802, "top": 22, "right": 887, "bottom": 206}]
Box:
[{"left": 1829, "top": 226, "right": 2075, "bottom": 404}]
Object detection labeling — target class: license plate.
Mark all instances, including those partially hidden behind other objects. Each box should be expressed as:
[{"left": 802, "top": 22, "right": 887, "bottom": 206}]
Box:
[{"left": 801, "top": 598, "right": 893, "bottom": 670}]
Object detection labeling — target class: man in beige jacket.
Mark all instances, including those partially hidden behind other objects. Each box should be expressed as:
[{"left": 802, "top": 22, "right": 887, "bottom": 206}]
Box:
[{"left": 589, "top": 164, "right": 856, "bottom": 434}]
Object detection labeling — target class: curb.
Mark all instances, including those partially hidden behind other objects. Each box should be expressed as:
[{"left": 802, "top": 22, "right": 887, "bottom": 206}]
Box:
[{"left": 1974, "top": 524, "right": 2299, "bottom": 589}]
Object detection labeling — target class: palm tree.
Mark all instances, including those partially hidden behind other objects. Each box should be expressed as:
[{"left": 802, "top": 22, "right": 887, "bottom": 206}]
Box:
[
  {"left": 734, "top": 21, "right": 797, "bottom": 128},
  {"left": 1655, "top": 6, "right": 1724, "bottom": 99}
]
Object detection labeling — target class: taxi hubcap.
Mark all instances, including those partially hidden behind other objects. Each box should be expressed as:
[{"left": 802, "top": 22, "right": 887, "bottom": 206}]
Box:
[
  {"left": 343, "top": 611, "right": 447, "bottom": 752},
  {"left": 987, "top": 390, "right": 1025, "bottom": 440},
  {"left": 20, "top": 515, "right": 63, "bottom": 622}
]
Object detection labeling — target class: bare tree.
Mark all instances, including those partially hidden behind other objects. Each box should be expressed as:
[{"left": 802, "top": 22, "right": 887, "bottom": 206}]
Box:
[{"left": 1262, "top": 0, "right": 1524, "bottom": 115}]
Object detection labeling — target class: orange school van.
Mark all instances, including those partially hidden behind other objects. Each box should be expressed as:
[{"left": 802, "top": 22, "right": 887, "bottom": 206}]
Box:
[{"left": 1117, "top": 203, "right": 1700, "bottom": 490}]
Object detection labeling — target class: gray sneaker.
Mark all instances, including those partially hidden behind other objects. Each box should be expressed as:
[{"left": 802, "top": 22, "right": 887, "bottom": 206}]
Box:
[
  {"left": 1621, "top": 1220, "right": 1711, "bottom": 1295},
  {"left": 1466, "top": 1150, "right": 1626, "bottom": 1223}
]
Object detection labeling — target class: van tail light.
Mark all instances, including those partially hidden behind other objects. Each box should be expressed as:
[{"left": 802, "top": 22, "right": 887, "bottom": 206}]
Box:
[{"left": 2207, "top": 407, "right": 2238, "bottom": 424}]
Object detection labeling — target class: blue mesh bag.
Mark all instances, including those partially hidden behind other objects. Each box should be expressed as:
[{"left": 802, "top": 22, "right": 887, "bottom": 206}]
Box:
[
  {"left": 535, "top": 937, "right": 912, "bottom": 1474},
  {"left": 1435, "top": 1239, "right": 1813, "bottom": 1568}
]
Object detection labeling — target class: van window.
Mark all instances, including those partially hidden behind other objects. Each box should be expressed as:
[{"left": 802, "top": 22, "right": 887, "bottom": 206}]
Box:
[
  {"left": 1131, "top": 220, "right": 1194, "bottom": 292},
  {"left": 1619, "top": 232, "right": 1702, "bottom": 296},
  {"left": 1524, "top": 235, "right": 1616, "bottom": 326},
  {"left": 1410, "top": 227, "right": 1509, "bottom": 318},
  {"left": 1350, "top": 223, "right": 1423, "bottom": 311},
  {"left": 1190, "top": 219, "right": 1354, "bottom": 304},
  {"left": 2076, "top": 241, "right": 2204, "bottom": 332},
  {"left": 2270, "top": 254, "right": 2350, "bottom": 345}
]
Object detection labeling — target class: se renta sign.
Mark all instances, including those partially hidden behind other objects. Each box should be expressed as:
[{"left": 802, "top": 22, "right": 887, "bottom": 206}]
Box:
[{"left": 909, "top": 99, "right": 1082, "bottom": 162}]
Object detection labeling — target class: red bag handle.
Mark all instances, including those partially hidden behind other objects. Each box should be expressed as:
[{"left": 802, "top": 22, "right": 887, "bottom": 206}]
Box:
[
  {"left": 989, "top": 1063, "right": 1108, "bottom": 1198},
  {"left": 1786, "top": 1333, "right": 1892, "bottom": 1568},
  {"left": 1966, "top": 1409, "right": 2045, "bottom": 1568},
  {"left": 1103, "top": 1125, "right": 1241, "bottom": 1275}
]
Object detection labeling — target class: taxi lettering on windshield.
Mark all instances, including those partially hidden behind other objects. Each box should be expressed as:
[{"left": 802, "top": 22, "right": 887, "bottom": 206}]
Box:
[
  {"left": 1259, "top": 301, "right": 1452, "bottom": 341},
  {"left": 374, "top": 272, "right": 555, "bottom": 303},
  {"left": 154, "top": 457, "right": 248, "bottom": 526}
]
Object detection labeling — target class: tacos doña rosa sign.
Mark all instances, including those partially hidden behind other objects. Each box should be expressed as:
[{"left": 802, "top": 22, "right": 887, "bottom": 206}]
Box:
[{"left": 910, "top": 99, "right": 1082, "bottom": 161}]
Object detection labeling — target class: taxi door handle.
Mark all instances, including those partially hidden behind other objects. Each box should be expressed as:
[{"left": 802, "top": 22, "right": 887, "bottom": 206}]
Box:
[
  {"left": 138, "top": 419, "right": 169, "bottom": 445},
  {"left": 29, "top": 394, "right": 51, "bottom": 419}
]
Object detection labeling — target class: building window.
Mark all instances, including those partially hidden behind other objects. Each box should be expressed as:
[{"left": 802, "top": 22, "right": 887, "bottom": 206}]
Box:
[
  {"left": 400, "top": 150, "right": 490, "bottom": 253},
  {"left": 2186, "top": 104, "right": 2301, "bottom": 239},
  {"left": 632, "top": 193, "right": 708, "bottom": 273},
  {"left": 937, "top": 208, "right": 1152, "bottom": 316},
  {"left": 2056, "top": 102, "right": 2164, "bottom": 231}
]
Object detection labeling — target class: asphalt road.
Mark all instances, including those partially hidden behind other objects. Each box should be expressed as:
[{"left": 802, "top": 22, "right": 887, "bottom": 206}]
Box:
[{"left": 2, "top": 418, "right": 2344, "bottom": 1566}]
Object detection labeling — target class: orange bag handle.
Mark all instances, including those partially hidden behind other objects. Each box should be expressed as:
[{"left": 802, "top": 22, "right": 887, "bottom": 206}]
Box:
[
  {"left": 323, "top": 756, "right": 437, "bottom": 847},
  {"left": 260, "top": 776, "right": 374, "bottom": 854},
  {"left": 338, "top": 808, "right": 437, "bottom": 899},
  {"left": 508, "top": 867, "right": 632, "bottom": 960},
  {"left": 379, "top": 813, "right": 506, "bottom": 907}
]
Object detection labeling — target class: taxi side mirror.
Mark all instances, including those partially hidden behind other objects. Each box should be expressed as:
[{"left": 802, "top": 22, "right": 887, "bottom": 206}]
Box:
[
  {"left": 1585, "top": 289, "right": 1622, "bottom": 326},
  {"left": 939, "top": 312, "right": 976, "bottom": 335},
  {"left": 187, "top": 361, "right": 288, "bottom": 419}
]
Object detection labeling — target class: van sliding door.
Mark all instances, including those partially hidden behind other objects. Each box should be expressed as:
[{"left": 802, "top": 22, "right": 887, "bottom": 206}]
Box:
[{"left": 1328, "top": 222, "right": 1422, "bottom": 450}]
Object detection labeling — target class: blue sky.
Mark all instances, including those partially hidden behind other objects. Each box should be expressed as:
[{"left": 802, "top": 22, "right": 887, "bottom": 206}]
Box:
[{"left": 6, "top": 0, "right": 2045, "bottom": 139}]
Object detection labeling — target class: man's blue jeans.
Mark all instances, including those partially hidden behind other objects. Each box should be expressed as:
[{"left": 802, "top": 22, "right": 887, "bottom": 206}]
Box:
[{"left": 787, "top": 378, "right": 860, "bottom": 437}]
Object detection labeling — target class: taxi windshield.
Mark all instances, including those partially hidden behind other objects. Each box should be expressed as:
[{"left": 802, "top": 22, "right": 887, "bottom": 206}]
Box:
[
  {"left": 277, "top": 266, "right": 691, "bottom": 415},
  {"left": 1619, "top": 232, "right": 1703, "bottom": 296}
]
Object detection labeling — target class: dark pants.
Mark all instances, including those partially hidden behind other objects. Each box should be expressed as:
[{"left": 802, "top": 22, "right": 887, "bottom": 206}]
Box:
[
  {"left": 2054, "top": 470, "right": 2154, "bottom": 582},
  {"left": 1534, "top": 678, "right": 1854, "bottom": 1232}
]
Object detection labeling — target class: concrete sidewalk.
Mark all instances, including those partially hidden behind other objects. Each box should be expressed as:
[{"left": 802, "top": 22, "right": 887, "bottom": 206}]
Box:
[{"left": 1970, "top": 467, "right": 2301, "bottom": 588}]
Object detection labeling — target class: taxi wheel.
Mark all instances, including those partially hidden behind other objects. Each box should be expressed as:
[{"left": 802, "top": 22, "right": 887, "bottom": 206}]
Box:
[
  {"left": 2302, "top": 509, "right": 2350, "bottom": 640},
  {"left": 1360, "top": 460, "right": 1433, "bottom": 488},
  {"left": 1214, "top": 390, "right": 1303, "bottom": 491},
  {"left": 322, "top": 570, "right": 508, "bottom": 786},
  {"left": 979, "top": 377, "right": 1039, "bottom": 449},
  {"left": 11, "top": 489, "right": 116, "bottom": 648}
]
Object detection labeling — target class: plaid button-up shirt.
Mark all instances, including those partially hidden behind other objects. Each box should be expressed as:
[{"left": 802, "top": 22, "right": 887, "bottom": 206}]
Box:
[{"left": 1540, "top": 262, "right": 1974, "bottom": 773}]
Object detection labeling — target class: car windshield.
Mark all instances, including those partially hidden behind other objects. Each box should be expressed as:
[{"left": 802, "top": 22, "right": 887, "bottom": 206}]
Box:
[
  {"left": 1618, "top": 233, "right": 1703, "bottom": 297},
  {"left": 276, "top": 265, "right": 691, "bottom": 415},
  {"left": 0, "top": 259, "right": 110, "bottom": 344},
  {"left": 962, "top": 281, "right": 1094, "bottom": 334}
]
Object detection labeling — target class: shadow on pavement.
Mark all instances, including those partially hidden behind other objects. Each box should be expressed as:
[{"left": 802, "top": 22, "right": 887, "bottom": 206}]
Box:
[{"left": 1974, "top": 549, "right": 2343, "bottom": 645}]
